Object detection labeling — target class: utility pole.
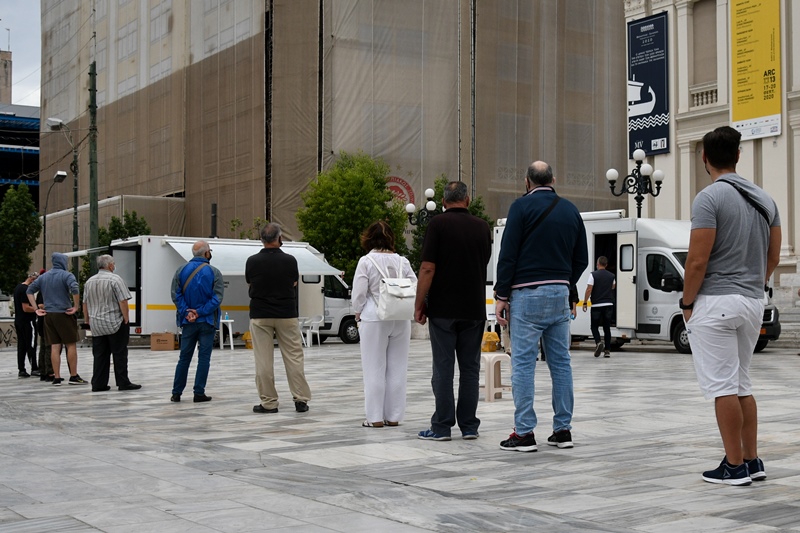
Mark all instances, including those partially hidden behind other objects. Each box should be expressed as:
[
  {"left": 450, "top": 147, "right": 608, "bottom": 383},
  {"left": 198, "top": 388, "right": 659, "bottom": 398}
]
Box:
[{"left": 89, "top": 61, "right": 99, "bottom": 276}]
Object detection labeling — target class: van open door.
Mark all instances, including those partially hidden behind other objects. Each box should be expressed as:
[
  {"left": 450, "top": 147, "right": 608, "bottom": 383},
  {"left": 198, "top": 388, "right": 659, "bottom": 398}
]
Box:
[{"left": 616, "top": 231, "right": 637, "bottom": 329}]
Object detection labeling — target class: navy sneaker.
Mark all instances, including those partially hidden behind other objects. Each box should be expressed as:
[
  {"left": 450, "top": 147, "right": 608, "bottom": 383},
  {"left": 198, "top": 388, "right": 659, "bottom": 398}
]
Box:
[
  {"left": 418, "top": 429, "right": 451, "bottom": 441},
  {"left": 499, "top": 431, "right": 538, "bottom": 452},
  {"left": 702, "top": 457, "right": 751, "bottom": 486},
  {"left": 546, "top": 429, "right": 574, "bottom": 449},
  {"left": 745, "top": 457, "right": 766, "bottom": 481},
  {"left": 462, "top": 431, "right": 479, "bottom": 440}
]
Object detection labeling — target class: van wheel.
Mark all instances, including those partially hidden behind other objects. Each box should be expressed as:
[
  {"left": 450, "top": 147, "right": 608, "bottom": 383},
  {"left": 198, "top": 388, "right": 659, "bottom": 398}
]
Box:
[
  {"left": 754, "top": 339, "right": 768, "bottom": 352},
  {"left": 340, "top": 318, "right": 360, "bottom": 344},
  {"left": 672, "top": 321, "right": 692, "bottom": 354}
]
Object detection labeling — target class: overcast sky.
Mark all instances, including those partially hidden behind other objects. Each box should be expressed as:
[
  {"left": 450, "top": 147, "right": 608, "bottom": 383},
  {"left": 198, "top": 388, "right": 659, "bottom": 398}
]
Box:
[{"left": 1, "top": 0, "right": 41, "bottom": 107}]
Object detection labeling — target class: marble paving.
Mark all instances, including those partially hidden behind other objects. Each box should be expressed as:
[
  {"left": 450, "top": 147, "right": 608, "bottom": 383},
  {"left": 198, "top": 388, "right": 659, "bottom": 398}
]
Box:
[{"left": 1, "top": 337, "right": 800, "bottom": 532}]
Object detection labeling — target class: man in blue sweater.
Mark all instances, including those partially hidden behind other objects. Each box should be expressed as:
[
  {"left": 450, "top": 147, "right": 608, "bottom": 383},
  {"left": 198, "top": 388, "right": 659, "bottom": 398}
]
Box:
[
  {"left": 495, "top": 161, "right": 588, "bottom": 452},
  {"left": 170, "top": 240, "right": 224, "bottom": 403}
]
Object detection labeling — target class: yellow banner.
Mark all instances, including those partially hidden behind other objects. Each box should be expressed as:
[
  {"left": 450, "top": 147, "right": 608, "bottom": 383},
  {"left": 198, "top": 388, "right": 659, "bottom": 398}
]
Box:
[{"left": 731, "top": 0, "right": 781, "bottom": 140}]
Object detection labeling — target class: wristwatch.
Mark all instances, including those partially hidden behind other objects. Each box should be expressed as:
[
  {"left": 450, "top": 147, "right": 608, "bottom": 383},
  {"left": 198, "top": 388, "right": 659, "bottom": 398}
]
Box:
[{"left": 678, "top": 297, "right": 694, "bottom": 310}]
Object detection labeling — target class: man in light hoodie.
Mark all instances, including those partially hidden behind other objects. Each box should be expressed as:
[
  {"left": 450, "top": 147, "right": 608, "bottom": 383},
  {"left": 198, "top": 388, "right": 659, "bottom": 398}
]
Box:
[{"left": 27, "top": 253, "right": 86, "bottom": 386}]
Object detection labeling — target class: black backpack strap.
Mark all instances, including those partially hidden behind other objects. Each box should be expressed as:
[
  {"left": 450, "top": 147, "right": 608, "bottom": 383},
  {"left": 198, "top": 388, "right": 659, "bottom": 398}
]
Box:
[
  {"left": 523, "top": 195, "right": 561, "bottom": 241},
  {"left": 717, "top": 179, "right": 770, "bottom": 225}
]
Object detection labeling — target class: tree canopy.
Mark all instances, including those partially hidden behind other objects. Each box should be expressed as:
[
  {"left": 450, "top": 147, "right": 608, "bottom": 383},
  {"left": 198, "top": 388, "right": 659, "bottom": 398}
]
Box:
[
  {"left": 0, "top": 184, "right": 42, "bottom": 295},
  {"left": 296, "top": 151, "right": 408, "bottom": 285}
]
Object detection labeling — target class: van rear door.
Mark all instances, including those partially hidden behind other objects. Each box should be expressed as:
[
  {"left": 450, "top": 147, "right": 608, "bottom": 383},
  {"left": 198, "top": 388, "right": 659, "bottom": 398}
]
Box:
[{"left": 616, "top": 231, "right": 637, "bottom": 329}]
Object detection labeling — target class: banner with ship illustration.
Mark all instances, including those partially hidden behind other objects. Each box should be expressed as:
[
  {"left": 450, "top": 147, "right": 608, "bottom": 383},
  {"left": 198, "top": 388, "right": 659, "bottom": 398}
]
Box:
[{"left": 627, "top": 12, "right": 669, "bottom": 157}]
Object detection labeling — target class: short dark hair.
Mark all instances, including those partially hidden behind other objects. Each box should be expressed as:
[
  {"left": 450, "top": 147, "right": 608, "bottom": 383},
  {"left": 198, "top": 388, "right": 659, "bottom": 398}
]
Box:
[
  {"left": 526, "top": 162, "right": 554, "bottom": 186},
  {"left": 443, "top": 181, "right": 468, "bottom": 204},
  {"left": 260, "top": 223, "right": 281, "bottom": 244},
  {"left": 702, "top": 126, "right": 741, "bottom": 170},
  {"left": 360, "top": 220, "right": 395, "bottom": 252},
  {"left": 597, "top": 256, "right": 608, "bottom": 267}
]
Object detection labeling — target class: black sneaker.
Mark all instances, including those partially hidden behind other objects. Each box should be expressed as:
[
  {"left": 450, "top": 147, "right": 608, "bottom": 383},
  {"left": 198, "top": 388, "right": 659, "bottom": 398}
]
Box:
[
  {"left": 603, "top": 350, "right": 611, "bottom": 358},
  {"left": 593, "top": 342, "right": 604, "bottom": 357},
  {"left": 18, "top": 370, "right": 31, "bottom": 378},
  {"left": 702, "top": 457, "right": 751, "bottom": 486},
  {"left": 31, "top": 370, "right": 40, "bottom": 377},
  {"left": 546, "top": 429, "right": 574, "bottom": 449},
  {"left": 193, "top": 394, "right": 212, "bottom": 403},
  {"left": 52, "top": 378, "right": 64, "bottom": 386},
  {"left": 294, "top": 401, "right": 309, "bottom": 412},
  {"left": 68, "top": 375, "right": 88, "bottom": 385},
  {"left": 745, "top": 457, "right": 766, "bottom": 481},
  {"left": 499, "top": 431, "right": 538, "bottom": 452},
  {"left": 45, "top": 375, "right": 55, "bottom": 382},
  {"left": 170, "top": 394, "right": 181, "bottom": 402}
]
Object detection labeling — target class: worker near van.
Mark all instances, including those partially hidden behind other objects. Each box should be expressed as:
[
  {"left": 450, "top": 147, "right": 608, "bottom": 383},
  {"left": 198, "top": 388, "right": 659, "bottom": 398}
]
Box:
[
  {"left": 495, "top": 161, "right": 587, "bottom": 452},
  {"left": 582, "top": 256, "right": 615, "bottom": 358},
  {"left": 170, "top": 240, "right": 224, "bottom": 403},
  {"left": 83, "top": 254, "right": 141, "bottom": 392},
  {"left": 414, "top": 181, "right": 491, "bottom": 441},
  {"left": 26, "top": 253, "right": 86, "bottom": 386},
  {"left": 682, "top": 126, "right": 780, "bottom": 486},
  {"left": 246, "top": 223, "right": 311, "bottom": 414},
  {"left": 14, "top": 272, "right": 40, "bottom": 378}
]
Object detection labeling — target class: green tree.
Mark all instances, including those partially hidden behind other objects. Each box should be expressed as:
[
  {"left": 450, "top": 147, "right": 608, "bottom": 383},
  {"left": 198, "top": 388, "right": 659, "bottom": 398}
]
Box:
[
  {"left": 229, "top": 216, "right": 269, "bottom": 240},
  {"left": 296, "top": 151, "right": 408, "bottom": 285},
  {"left": 0, "top": 184, "right": 42, "bottom": 295},
  {"left": 408, "top": 175, "right": 494, "bottom": 273}
]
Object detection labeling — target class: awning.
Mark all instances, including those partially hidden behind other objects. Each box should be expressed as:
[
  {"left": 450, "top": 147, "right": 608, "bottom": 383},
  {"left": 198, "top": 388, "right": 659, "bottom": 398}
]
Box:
[{"left": 163, "top": 240, "right": 342, "bottom": 277}]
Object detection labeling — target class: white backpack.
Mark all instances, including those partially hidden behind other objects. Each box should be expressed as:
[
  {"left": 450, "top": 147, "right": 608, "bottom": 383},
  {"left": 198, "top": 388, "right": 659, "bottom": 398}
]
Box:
[{"left": 365, "top": 255, "right": 416, "bottom": 321}]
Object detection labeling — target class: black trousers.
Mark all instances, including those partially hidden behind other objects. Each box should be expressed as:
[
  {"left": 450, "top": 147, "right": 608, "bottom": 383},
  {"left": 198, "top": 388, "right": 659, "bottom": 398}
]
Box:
[
  {"left": 15, "top": 318, "right": 38, "bottom": 372},
  {"left": 92, "top": 324, "right": 131, "bottom": 389},
  {"left": 590, "top": 306, "right": 614, "bottom": 347}
]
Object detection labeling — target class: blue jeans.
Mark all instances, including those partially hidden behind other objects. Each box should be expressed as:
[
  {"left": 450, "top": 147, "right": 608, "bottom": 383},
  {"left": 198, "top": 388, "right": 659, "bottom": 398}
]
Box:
[
  {"left": 428, "top": 318, "right": 484, "bottom": 436},
  {"left": 172, "top": 322, "right": 216, "bottom": 396},
  {"left": 510, "top": 285, "right": 573, "bottom": 435}
]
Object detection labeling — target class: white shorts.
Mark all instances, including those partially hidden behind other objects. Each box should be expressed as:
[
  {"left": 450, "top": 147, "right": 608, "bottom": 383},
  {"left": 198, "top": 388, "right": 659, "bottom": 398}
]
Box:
[{"left": 686, "top": 294, "right": 763, "bottom": 400}]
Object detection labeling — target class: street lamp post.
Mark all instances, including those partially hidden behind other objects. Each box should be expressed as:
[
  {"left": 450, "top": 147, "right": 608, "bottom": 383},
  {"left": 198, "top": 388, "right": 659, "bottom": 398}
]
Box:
[
  {"left": 42, "top": 171, "right": 67, "bottom": 268},
  {"left": 405, "top": 188, "right": 440, "bottom": 226},
  {"left": 606, "top": 148, "right": 665, "bottom": 218},
  {"left": 46, "top": 117, "right": 79, "bottom": 278}
]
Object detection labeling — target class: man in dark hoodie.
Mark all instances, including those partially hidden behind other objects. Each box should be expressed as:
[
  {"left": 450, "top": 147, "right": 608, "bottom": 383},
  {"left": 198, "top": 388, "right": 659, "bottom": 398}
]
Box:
[{"left": 27, "top": 253, "right": 86, "bottom": 386}]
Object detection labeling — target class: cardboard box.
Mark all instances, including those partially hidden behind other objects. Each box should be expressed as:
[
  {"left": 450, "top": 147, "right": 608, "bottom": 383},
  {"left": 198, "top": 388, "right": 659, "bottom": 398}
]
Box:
[{"left": 151, "top": 332, "right": 178, "bottom": 351}]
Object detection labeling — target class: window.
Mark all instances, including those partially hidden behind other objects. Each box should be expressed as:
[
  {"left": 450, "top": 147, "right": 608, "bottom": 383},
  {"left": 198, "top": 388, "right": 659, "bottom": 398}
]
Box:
[
  {"left": 646, "top": 254, "right": 681, "bottom": 291},
  {"left": 619, "top": 244, "right": 634, "bottom": 271},
  {"left": 150, "top": 1, "right": 172, "bottom": 43}
]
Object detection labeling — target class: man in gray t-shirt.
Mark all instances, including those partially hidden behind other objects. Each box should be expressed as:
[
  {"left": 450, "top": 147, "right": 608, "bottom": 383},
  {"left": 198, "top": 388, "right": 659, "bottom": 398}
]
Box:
[{"left": 682, "top": 126, "right": 781, "bottom": 486}]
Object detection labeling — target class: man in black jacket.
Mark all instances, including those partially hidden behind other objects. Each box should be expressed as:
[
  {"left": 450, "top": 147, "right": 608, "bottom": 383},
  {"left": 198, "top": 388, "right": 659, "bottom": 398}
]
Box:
[{"left": 583, "top": 256, "right": 616, "bottom": 357}]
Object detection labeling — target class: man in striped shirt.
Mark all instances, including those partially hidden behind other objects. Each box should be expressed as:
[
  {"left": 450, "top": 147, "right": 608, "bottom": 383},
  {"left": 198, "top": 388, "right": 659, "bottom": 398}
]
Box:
[{"left": 83, "top": 254, "right": 141, "bottom": 392}]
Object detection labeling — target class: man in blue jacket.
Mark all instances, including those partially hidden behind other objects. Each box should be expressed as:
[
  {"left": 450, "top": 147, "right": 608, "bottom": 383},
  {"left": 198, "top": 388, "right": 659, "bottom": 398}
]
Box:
[
  {"left": 170, "top": 240, "right": 224, "bottom": 403},
  {"left": 26, "top": 253, "right": 86, "bottom": 386},
  {"left": 495, "top": 161, "right": 588, "bottom": 452}
]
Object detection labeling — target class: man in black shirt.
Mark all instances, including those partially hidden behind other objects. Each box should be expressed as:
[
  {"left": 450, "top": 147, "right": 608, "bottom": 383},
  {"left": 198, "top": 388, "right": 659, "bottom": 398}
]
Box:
[
  {"left": 414, "top": 181, "right": 492, "bottom": 441},
  {"left": 246, "top": 223, "right": 311, "bottom": 414},
  {"left": 582, "top": 256, "right": 616, "bottom": 358},
  {"left": 14, "top": 273, "right": 40, "bottom": 377}
]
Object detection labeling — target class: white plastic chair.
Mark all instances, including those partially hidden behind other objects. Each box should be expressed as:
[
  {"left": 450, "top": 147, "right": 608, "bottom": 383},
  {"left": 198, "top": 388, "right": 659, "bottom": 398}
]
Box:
[
  {"left": 305, "top": 314, "right": 324, "bottom": 346},
  {"left": 298, "top": 317, "right": 310, "bottom": 347}
]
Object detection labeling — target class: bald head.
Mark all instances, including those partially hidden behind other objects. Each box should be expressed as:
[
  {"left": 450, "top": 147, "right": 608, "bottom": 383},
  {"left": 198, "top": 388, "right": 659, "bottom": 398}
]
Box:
[
  {"left": 192, "top": 240, "right": 210, "bottom": 257},
  {"left": 526, "top": 161, "right": 554, "bottom": 188}
]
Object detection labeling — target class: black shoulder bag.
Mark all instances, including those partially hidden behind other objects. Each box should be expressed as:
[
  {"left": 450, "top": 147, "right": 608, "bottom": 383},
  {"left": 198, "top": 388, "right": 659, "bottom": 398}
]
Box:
[{"left": 717, "top": 179, "right": 770, "bottom": 225}]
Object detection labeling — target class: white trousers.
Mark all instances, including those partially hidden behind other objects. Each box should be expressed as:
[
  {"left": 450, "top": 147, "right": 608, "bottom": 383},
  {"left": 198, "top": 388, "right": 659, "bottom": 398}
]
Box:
[{"left": 359, "top": 319, "right": 411, "bottom": 424}]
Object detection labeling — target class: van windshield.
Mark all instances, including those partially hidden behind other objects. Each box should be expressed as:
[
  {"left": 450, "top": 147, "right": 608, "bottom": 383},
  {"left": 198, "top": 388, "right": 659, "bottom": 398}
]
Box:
[{"left": 673, "top": 252, "right": 687, "bottom": 268}]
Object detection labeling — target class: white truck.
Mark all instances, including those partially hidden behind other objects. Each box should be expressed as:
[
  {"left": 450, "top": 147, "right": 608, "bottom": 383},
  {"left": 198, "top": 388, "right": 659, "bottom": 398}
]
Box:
[
  {"left": 69, "top": 235, "right": 360, "bottom": 343},
  {"left": 492, "top": 210, "right": 781, "bottom": 353}
]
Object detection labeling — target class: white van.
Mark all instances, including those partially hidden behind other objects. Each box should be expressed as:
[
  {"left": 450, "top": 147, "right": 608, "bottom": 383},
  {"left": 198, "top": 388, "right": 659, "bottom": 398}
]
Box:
[
  {"left": 69, "top": 236, "right": 359, "bottom": 343},
  {"left": 492, "top": 210, "right": 780, "bottom": 353}
]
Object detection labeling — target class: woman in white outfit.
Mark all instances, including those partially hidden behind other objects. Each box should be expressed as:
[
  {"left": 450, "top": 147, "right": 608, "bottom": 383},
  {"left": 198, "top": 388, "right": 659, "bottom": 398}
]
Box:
[{"left": 351, "top": 221, "right": 416, "bottom": 427}]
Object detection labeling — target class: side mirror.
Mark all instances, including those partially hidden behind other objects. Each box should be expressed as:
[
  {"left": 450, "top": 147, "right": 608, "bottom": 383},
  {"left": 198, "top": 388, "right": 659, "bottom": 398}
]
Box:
[{"left": 661, "top": 273, "right": 684, "bottom": 293}]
